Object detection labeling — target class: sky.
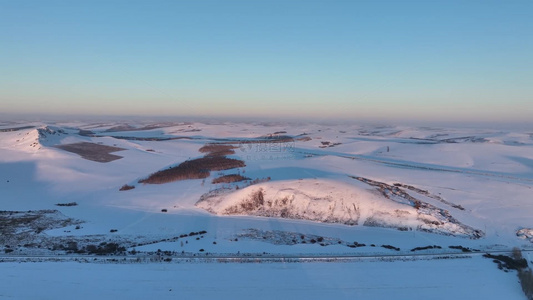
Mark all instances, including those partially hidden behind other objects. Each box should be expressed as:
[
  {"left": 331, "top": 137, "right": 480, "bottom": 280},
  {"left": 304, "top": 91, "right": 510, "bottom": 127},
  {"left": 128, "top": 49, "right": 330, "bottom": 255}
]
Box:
[{"left": 1, "top": 0, "right": 532, "bottom": 124}]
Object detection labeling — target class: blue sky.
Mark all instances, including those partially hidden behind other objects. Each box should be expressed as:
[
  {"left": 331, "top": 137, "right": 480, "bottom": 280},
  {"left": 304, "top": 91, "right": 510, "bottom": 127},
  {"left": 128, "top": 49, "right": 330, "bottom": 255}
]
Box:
[{"left": 1, "top": 0, "right": 532, "bottom": 123}]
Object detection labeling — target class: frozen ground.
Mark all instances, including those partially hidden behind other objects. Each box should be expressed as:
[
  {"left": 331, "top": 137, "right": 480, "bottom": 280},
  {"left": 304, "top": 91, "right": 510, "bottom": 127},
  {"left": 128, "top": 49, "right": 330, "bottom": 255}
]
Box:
[
  {"left": 1, "top": 120, "right": 532, "bottom": 299},
  {"left": 0, "top": 257, "right": 525, "bottom": 300}
]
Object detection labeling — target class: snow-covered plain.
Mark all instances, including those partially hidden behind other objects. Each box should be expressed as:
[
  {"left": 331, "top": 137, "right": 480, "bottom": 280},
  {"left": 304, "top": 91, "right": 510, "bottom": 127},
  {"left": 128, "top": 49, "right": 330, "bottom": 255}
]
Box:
[
  {"left": 0, "top": 257, "right": 525, "bottom": 300},
  {"left": 1, "top": 120, "right": 532, "bottom": 299}
]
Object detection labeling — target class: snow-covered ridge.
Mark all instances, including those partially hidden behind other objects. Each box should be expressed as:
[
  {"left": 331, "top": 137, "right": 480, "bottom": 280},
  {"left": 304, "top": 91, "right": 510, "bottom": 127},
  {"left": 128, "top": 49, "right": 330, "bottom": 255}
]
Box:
[
  {"left": 516, "top": 228, "right": 533, "bottom": 243},
  {"left": 0, "top": 125, "right": 70, "bottom": 150},
  {"left": 196, "top": 179, "right": 482, "bottom": 238}
]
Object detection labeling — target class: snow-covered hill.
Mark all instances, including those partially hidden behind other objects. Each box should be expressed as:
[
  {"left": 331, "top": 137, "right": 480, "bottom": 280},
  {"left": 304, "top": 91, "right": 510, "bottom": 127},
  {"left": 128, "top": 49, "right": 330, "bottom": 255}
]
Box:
[
  {"left": 0, "top": 125, "right": 77, "bottom": 153},
  {"left": 196, "top": 179, "right": 482, "bottom": 238}
]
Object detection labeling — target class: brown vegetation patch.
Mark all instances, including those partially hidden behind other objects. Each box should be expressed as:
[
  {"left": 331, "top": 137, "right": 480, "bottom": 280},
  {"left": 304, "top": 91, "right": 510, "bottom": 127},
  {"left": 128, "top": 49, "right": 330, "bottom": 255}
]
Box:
[
  {"left": 319, "top": 141, "right": 342, "bottom": 148},
  {"left": 139, "top": 156, "right": 245, "bottom": 184},
  {"left": 212, "top": 174, "right": 250, "bottom": 184},
  {"left": 199, "top": 144, "right": 237, "bottom": 155},
  {"left": 55, "top": 142, "right": 126, "bottom": 163},
  {"left": 204, "top": 150, "right": 236, "bottom": 156},
  {"left": 119, "top": 184, "right": 135, "bottom": 191},
  {"left": 225, "top": 189, "right": 265, "bottom": 214},
  {"left": 0, "top": 210, "right": 82, "bottom": 246}
]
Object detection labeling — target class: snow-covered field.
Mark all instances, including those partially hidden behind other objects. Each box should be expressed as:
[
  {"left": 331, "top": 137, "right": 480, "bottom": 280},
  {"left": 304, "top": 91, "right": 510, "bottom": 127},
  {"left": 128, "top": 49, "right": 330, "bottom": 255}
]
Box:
[
  {"left": 0, "top": 256, "right": 525, "bottom": 300},
  {"left": 1, "top": 120, "right": 532, "bottom": 299}
]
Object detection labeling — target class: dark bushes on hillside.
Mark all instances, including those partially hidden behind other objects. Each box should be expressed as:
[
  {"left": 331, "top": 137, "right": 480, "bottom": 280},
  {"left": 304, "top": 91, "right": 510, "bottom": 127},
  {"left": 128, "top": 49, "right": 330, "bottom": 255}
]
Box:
[
  {"left": 119, "top": 184, "right": 135, "bottom": 191},
  {"left": 85, "top": 242, "right": 126, "bottom": 255},
  {"left": 199, "top": 144, "right": 237, "bottom": 155},
  {"left": 139, "top": 156, "right": 245, "bottom": 184},
  {"left": 212, "top": 174, "right": 250, "bottom": 184},
  {"left": 204, "top": 150, "right": 236, "bottom": 157},
  {"left": 411, "top": 245, "right": 441, "bottom": 252},
  {"left": 381, "top": 245, "right": 400, "bottom": 251},
  {"left": 449, "top": 245, "right": 478, "bottom": 252},
  {"left": 484, "top": 253, "right": 528, "bottom": 271}
]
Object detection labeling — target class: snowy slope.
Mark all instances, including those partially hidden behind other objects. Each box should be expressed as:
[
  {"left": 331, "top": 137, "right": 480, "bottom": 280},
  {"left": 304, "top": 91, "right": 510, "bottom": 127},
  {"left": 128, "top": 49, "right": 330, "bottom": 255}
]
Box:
[{"left": 196, "top": 179, "right": 482, "bottom": 238}]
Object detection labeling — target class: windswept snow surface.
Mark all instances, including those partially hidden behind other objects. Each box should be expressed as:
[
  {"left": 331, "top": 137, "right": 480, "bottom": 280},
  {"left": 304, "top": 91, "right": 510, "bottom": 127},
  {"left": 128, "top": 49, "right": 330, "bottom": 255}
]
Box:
[
  {"left": 0, "top": 257, "right": 525, "bottom": 300},
  {"left": 1, "top": 120, "right": 532, "bottom": 299}
]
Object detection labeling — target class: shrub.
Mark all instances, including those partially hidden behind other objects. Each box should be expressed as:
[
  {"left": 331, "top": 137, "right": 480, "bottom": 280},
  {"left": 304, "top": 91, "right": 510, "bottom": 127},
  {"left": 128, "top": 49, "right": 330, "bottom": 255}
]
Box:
[
  {"left": 381, "top": 245, "right": 400, "bottom": 251},
  {"left": 119, "top": 184, "right": 135, "bottom": 191},
  {"left": 248, "top": 177, "right": 271, "bottom": 185},
  {"left": 484, "top": 253, "right": 528, "bottom": 270},
  {"left": 236, "top": 189, "right": 264, "bottom": 212},
  {"left": 411, "top": 245, "right": 441, "bottom": 252},
  {"left": 86, "top": 245, "right": 97, "bottom": 253},
  {"left": 252, "top": 189, "right": 264, "bottom": 205},
  {"left": 449, "top": 245, "right": 477, "bottom": 252},
  {"left": 55, "top": 202, "right": 78, "bottom": 207},
  {"left": 85, "top": 243, "right": 126, "bottom": 255}
]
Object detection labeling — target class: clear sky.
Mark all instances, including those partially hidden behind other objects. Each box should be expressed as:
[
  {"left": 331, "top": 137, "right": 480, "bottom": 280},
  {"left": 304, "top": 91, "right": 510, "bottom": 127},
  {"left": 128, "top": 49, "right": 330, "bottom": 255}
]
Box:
[{"left": 1, "top": 0, "right": 532, "bottom": 123}]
